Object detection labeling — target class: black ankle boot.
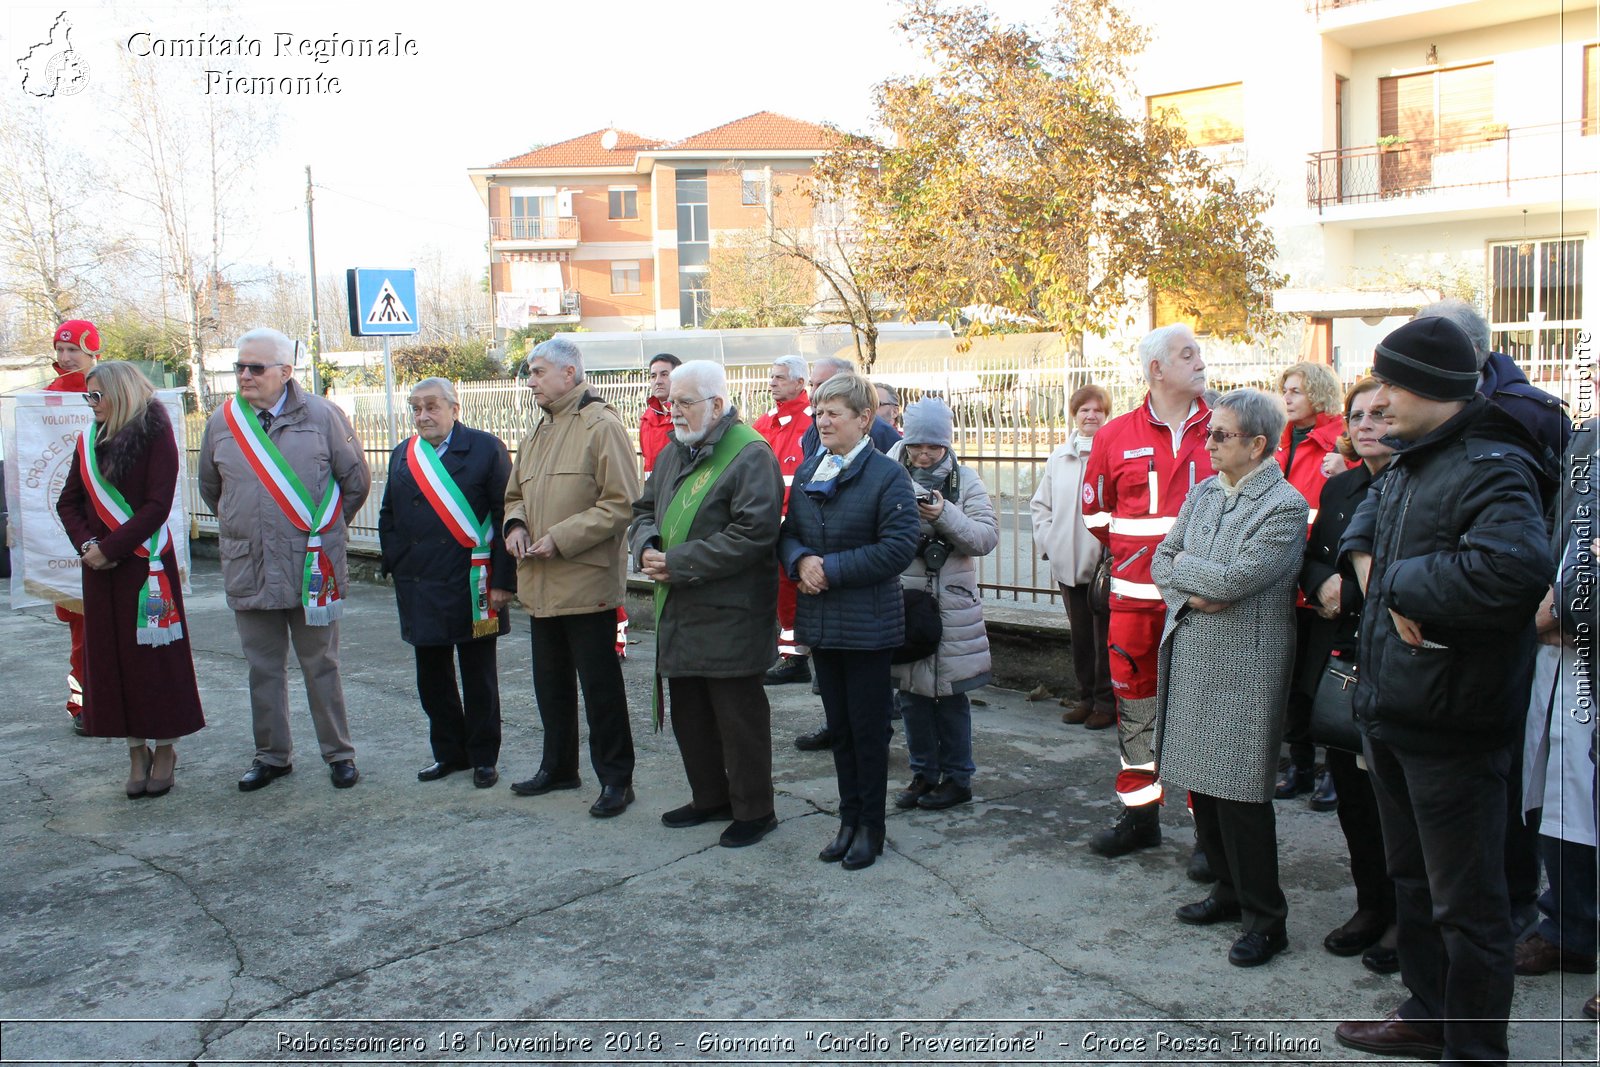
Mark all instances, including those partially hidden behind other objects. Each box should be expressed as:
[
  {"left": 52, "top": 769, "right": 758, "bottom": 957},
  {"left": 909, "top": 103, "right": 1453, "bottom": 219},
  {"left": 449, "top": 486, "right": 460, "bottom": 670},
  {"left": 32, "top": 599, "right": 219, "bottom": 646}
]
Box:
[
  {"left": 819, "top": 822, "right": 856, "bottom": 862},
  {"left": 841, "top": 825, "right": 885, "bottom": 870},
  {"left": 1088, "top": 803, "right": 1161, "bottom": 857}
]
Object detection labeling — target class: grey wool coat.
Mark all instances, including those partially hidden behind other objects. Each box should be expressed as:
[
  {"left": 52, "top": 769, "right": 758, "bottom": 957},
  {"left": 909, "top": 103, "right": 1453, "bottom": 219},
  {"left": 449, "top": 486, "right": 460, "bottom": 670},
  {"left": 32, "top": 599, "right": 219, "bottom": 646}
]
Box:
[
  {"left": 890, "top": 460, "right": 1000, "bottom": 697},
  {"left": 1149, "top": 461, "right": 1308, "bottom": 803},
  {"left": 628, "top": 409, "right": 785, "bottom": 678}
]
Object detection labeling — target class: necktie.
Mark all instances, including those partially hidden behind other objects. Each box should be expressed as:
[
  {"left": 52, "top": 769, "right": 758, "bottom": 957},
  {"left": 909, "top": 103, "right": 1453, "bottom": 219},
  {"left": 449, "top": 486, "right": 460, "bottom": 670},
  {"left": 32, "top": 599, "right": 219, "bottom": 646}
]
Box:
[{"left": 258, "top": 410, "right": 274, "bottom": 434}]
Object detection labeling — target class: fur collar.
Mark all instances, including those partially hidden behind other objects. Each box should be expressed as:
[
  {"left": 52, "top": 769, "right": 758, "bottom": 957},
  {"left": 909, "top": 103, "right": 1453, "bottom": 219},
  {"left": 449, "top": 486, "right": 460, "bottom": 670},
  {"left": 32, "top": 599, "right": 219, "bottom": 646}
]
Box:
[{"left": 96, "top": 401, "right": 169, "bottom": 484}]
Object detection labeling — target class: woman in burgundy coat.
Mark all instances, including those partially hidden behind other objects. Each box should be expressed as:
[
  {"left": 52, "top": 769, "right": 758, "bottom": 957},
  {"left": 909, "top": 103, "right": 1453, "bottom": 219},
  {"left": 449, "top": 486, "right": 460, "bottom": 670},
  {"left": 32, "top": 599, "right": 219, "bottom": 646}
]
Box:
[{"left": 57, "top": 362, "right": 204, "bottom": 798}]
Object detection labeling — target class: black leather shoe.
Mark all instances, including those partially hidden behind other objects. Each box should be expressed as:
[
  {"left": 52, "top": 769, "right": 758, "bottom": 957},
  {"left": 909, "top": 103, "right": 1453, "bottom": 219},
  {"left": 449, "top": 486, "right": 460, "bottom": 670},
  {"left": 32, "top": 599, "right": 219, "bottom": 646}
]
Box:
[
  {"left": 1229, "top": 929, "right": 1288, "bottom": 967},
  {"left": 661, "top": 802, "right": 733, "bottom": 828},
  {"left": 1274, "top": 763, "right": 1313, "bottom": 799},
  {"left": 842, "top": 825, "right": 885, "bottom": 870},
  {"left": 720, "top": 813, "right": 777, "bottom": 848},
  {"left": 1089, "top": 803, "right": 1161, "bottom": 857},
  {"left": 589, "top": 784, "right": 635, "bottom": 818},
  {"left": 793, "top": 726, "right": 832, "bottom": 752},
  {"left": 819, "top": 823, "right": 856, "bottom": 862},
  {"left": 1176, "top": 896, "right": 1243, "bottom": 926},
  {"left": 917, "top": 780, "right": 972, "bottom": 810},
  {"left": 1362, "top": 924, "right": 1400, "bottom": 974},
  {"left": 1308, "top": 768, "right": 1338, "bottom": 811},
  {"left": 894, "top": 774, "right": 935, "bottom": 810},
  {"left": 329, "top": 759, "right": 359, "bottom": 788},
  {"left": 417, "top": 761, "right": 467, "bottom": 782},
  {"left": 1324, "top": 909, "right": 1389, "bottom": 957},
  {"left": 509, "top": 770, "right": 581, "bottom": 796},
  {"left": 238, "top": 759, "right": 292, "bottom": 792},
  {"left": 1187, "top": 842, "right": 1217, "bottom": 883},
  {"left": 472, "top": 766, "right": 499, "bottom": 789},
  {"left": 763, "top": 654, "right": 811, "bottom": 685}
]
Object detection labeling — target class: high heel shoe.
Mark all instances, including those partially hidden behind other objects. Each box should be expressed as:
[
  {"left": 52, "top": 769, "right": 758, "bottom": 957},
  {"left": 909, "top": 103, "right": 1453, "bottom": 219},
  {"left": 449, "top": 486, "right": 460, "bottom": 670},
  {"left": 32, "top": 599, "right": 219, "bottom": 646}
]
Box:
[
  {"left": 819, "top": 822, "right": 857, "bottom": 863},
  {"left": 126, "top": 746, "right": 152, "bottom": 799},
  {"left": 841, "top": 825, "right": 885, "bottom": 870},
  {"left": 145, "top": 746, "right": 177, "bottom": 799}
]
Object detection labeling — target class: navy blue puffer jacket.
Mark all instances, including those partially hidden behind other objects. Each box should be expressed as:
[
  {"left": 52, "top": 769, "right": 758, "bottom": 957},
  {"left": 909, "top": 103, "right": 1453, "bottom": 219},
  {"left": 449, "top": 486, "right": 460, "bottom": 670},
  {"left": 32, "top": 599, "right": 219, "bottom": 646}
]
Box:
[{"left": 778, "top": 447, "right": 919, "bottom": 650}]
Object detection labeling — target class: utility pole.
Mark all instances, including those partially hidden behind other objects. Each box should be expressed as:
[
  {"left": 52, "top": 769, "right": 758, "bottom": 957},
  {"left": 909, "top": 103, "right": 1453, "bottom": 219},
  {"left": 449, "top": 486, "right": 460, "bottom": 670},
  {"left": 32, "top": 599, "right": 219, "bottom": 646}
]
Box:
[{"left": 305, "top": 165, "right": 323, "bottom": 395}]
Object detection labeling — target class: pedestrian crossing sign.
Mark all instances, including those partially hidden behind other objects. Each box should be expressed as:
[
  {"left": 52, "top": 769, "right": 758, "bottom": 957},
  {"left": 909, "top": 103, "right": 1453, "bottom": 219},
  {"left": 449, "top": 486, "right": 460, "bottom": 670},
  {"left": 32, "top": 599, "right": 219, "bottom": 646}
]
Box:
[{"left": 346, "top": 268, "right": 419, "bottom": 336}]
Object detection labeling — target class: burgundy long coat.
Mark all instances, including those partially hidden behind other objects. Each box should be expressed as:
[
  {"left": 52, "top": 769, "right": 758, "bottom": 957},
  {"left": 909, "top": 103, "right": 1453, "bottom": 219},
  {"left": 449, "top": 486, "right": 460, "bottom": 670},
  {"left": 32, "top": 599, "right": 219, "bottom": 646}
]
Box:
[{"left": 57, "top": 402, "right": 205, "bottom": 740}]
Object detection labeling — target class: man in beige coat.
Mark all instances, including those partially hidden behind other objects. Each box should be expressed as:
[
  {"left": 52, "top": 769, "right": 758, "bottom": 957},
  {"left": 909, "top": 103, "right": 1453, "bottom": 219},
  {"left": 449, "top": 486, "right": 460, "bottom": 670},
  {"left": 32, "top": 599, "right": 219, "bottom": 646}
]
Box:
[
  {"left": 504, "top": 338, "right": 640, "bottom": 817},
  {"left": 198, "top": 327, "right": 370, "bottom": 791}
]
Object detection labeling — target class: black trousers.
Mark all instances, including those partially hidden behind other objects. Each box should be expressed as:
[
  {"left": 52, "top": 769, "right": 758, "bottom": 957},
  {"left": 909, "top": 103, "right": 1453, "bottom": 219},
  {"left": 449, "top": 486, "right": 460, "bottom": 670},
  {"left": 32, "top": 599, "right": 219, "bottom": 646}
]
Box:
[
  {"left": 1284, "top": 607, "right": 1317, "bottom": 772},
  {"left": 813, "top": 648, "right": 893, "bottom": 831},
  {"left": 529, "top": 611, "right": 635, "bottom": 787},
  {"left": 1190, "top": 791, "right": 1288, "bottom": 936},
  {"left": 1060, "top": 582, "right": 1114, "bottom": 715},
  {"left": 414, "top": 640, "right": 502, "bottom": 767},
  {"left": 667, "top": 674, "right": 774, "bottom": 821},
  {"left": 1365, "top": 735, "right": 1513, "bottom": 1063},
  {"left": 1326, "top": 747, "right": 1395, "bottom": 920}
]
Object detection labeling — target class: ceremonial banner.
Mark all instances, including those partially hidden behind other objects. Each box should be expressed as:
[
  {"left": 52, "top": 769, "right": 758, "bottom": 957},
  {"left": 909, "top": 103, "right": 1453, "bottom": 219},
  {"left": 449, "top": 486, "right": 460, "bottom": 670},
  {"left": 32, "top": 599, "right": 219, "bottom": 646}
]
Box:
[{"left": 3, "top": 389, "right": 191, "bottom": 611}]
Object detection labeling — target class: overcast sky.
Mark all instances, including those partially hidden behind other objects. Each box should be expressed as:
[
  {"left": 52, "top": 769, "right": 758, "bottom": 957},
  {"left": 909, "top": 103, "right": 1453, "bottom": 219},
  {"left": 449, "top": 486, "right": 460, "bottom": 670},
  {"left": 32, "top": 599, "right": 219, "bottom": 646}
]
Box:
[{"left": 5, "top": 0, "right": 1052, "bottom": 283}]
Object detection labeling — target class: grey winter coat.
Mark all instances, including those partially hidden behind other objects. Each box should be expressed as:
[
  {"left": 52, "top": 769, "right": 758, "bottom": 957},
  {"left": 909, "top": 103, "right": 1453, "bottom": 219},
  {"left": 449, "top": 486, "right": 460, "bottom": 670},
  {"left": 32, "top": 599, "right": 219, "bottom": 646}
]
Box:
[
  {"left": 1149, "top": 461, "right": 1308, "bottom": 803},
  {"left": 628, "top": 409, "right": 785, "bottom": 678},
  {"left": 198, "top": 379, "right": 371, "bottom": 612},
  {"left": 890, "top": 459, "right": 999, "bottom": 697}
]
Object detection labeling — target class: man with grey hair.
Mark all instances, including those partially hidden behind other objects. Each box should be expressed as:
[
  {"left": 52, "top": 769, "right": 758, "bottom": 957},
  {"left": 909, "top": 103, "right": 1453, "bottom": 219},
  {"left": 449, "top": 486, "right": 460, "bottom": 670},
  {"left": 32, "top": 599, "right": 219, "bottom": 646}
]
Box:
[
  {"left": 504, "top": 338, "right": 641, "bottom": 816},
  {"left": 630, "top": 360, "right": 785, "bottom": 846},
  {"left": 1081, "top": 323, "right": 1214, "bottom": 863},
  {"left": 753, "top": 356, "right": 816, "bottom": 688},
  {"left": 199, "top": 327, "right": 371, "bottom": 791},
  {"left": 379, "top": 377, "right": 517, "bottom": 789}
]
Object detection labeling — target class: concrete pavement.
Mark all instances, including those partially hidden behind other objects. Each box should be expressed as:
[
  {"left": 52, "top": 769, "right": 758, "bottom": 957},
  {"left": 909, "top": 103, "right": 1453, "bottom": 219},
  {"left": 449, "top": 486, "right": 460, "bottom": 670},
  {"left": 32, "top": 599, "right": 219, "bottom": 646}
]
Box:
[{"left": 1, "top": 559, "right": 1593, "bottom": 1065}]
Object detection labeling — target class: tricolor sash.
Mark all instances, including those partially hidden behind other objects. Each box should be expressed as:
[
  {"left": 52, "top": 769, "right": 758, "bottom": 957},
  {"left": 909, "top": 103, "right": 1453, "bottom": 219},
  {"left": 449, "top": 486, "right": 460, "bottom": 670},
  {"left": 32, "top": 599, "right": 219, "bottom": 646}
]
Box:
[
  {"left": 650, "top": 421, "right": 766, "bottom": 729},
  {"left": 77, "top": 423, "right": 183, "bottom": 646},
  {"left": 222, "top": 394, "right": 345, "bottom": 625},
  {"left": 405, "top": 435, "right": 499, "bottom": 639}
]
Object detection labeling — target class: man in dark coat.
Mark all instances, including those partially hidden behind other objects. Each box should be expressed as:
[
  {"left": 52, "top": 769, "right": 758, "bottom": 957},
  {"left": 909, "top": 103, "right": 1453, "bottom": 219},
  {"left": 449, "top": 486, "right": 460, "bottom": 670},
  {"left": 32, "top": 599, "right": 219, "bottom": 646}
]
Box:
[
  {"left": 378, "top": 378, "right": 516, "bottom": 788},
  {"left": 629, "top": 360, "right": 785, "bottom": 847},
  {"left": 1335, "top": 318, "right": 1554, "bottom": 1064}
]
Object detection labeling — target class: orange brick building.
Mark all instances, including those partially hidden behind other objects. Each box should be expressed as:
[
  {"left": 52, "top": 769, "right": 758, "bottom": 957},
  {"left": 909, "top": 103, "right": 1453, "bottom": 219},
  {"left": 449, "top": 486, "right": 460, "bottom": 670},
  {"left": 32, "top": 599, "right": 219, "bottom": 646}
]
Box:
[{"left": 468, "top": 111, "right": 836, "bottom": 335}]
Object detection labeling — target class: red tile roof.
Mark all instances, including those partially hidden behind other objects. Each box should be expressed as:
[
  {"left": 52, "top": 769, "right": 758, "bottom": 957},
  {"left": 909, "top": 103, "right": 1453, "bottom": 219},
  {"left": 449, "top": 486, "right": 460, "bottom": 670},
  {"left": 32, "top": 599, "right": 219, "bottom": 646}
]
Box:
[
  {"left": 664, "top": 111, "right": 837, "bottom": 152},
  {"left": 492, "top": 128, "right": 660, "bottom": 169}
]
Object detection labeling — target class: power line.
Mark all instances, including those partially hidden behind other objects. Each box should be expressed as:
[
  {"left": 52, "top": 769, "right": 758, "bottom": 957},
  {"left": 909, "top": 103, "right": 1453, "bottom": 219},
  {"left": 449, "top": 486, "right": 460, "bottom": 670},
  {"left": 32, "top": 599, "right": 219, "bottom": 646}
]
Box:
[{"left": 311, "top": 183, "right": 485, "bottom": 235}]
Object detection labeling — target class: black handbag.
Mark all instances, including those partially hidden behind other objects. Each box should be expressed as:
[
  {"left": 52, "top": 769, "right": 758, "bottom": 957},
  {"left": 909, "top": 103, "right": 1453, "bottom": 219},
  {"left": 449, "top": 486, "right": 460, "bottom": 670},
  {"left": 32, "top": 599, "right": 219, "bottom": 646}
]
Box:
[
  {"left": 1090, "top": 547, "right": 1112, "bottom": 616},
  {"left": 893, "top": 586, "right": 943, "bottom": 664},
  {"left": 1310, "top": 654, "right": 1362, "bottom": 753}
]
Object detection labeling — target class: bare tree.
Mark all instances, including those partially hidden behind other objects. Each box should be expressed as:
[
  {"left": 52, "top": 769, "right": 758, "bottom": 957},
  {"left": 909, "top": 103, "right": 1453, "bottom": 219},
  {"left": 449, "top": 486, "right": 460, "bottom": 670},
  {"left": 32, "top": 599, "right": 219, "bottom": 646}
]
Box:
[{"left": 769, "top": 182, "right": 891, "bottom": 369}]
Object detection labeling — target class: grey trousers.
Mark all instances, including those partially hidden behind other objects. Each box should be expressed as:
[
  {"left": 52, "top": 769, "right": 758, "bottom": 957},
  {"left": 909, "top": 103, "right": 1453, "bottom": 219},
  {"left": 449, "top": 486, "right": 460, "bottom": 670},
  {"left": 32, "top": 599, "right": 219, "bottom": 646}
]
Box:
[{"left": 234, "top": 609, "right": 355, "bottom": 766}]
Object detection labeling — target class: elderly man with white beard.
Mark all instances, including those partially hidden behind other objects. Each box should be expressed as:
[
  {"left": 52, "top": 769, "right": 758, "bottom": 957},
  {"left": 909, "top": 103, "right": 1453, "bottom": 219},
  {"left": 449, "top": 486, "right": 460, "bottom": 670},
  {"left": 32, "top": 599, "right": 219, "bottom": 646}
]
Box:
[{"left": 629, "top": 360, "right": 785, "bottom": 848}]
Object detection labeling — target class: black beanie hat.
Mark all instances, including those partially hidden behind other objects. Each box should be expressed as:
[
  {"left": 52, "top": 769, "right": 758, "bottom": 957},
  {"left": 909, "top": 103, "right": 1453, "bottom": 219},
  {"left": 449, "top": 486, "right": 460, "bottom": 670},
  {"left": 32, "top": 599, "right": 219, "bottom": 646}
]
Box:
[{"left": 1372, "top": 317, "right": 1479, "bottom": 402}]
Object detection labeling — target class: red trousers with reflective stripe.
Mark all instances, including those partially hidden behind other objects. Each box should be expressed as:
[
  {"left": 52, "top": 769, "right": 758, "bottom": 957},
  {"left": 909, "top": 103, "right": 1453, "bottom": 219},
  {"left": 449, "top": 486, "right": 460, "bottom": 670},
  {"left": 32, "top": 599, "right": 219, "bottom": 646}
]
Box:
[
  {"left": 1106, "top": 605, "right": 1161, "bottom": 700},
  {"left": 776, "top": 569, "right": 799, "bottom": 655}
]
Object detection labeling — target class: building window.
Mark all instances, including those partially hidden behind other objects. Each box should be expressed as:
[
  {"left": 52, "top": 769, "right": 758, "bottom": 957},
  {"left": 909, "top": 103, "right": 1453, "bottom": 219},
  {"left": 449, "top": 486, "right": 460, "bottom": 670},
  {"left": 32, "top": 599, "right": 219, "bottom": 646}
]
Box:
[
  {"left": 1585, "top": 44, "right": 1598, "bottom": 136},
  {"left": 741, "top": 169, "right": 768, "bottom": 206},
  {"left": 676, "top": 170, "right": 711, "bottom": 320},
  {"left": 608, "top": 188, "right": 638, "bottom": 219},
  {"left": 610, "top": 260, "right": 641, "bottom": 295},
  {"left": 679, "top": 269, "right": 710, "bottom": 327},
  {"left": 1147, "top": 83, "right": 1244, "bottom": 146},
  {"left": 1489, "top": 237, "right": 1584, "bottom": 375},
  {"left": 510, "top": 191, "right": 556, "bottom": 239}
]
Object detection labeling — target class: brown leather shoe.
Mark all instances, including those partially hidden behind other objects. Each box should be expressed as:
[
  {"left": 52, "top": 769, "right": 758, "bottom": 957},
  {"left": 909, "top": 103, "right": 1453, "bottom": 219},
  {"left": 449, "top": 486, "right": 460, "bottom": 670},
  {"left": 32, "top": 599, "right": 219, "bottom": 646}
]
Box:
[
  {"left": 1060, "top": 700, "right": 1093, "bottom": 725},
  {"left": 1334, "top": 1013, "right": 1444, "bottom": 1060},
  {"left": 1515, "top": 932, "right": 1597, "bottom": 975},
  {"left": 1083, "top": 710, "right": 1115, "bottom": 730}
]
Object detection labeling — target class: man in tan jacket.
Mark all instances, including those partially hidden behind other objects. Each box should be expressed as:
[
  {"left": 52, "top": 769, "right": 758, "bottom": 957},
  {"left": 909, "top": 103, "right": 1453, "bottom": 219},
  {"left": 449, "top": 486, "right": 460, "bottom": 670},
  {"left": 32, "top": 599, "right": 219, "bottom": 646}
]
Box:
[
  {"left": 198, "top": 327, "right": 370, "bottom": 791},
  {"left": 504, "top": 338, "right": 640, "bottom": 816}
]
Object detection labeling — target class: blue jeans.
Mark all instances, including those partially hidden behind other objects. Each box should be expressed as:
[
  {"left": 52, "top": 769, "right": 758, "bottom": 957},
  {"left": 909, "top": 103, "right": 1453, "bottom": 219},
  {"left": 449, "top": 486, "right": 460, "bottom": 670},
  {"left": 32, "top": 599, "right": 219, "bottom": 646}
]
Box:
[{"left": 899, "top": 691, "right": 974, "bottom": 788}]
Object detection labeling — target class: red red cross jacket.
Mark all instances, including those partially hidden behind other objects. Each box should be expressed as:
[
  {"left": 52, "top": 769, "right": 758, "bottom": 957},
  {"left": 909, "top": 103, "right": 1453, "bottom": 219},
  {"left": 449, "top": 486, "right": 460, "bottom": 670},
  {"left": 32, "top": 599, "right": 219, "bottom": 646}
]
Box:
[
  {"left": 639, "top": 396, "right": 674, "bottom": 474},
  {"left": 751, "top": 392, "right": 812, "bottom": 512}
]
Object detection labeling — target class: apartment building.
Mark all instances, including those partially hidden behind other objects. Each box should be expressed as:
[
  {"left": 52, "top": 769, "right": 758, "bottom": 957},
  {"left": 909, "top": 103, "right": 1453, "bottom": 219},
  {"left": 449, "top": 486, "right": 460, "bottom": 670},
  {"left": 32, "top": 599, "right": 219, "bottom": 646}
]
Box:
[
  {"left": 1126, "top": 0, "right": 1596, "bottom": 389},
  {"left": 467, "top": 111, "right": 834, "bottom": 337}
]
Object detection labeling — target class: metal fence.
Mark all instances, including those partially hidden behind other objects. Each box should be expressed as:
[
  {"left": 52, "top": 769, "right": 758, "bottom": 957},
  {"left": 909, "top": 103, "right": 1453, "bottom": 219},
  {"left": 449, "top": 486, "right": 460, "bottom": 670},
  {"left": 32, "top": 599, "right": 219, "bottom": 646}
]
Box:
[{"left": 180, "top": 353, "right": 1330, "bottom": 607}]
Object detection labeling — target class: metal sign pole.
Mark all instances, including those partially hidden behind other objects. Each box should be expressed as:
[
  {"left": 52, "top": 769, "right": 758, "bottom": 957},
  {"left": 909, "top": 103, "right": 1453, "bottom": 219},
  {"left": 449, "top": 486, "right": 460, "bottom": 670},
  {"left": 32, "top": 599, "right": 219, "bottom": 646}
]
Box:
[{"left": 382, "top": 336, "right": 397, "bottom": 446}]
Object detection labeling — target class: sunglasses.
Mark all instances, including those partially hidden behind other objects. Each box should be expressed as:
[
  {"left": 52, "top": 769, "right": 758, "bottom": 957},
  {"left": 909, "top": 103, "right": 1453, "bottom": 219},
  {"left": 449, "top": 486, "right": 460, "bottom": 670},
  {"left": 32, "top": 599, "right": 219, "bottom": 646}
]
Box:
[
  {"left": 234, "top": 362, "right": 280, "bottom": 376},
  {"left": 81, "top": 391, "right": 103, "bottom": 404},
  {"left": 1207, "top": 429, "right": 1255, "bottom": 443}
]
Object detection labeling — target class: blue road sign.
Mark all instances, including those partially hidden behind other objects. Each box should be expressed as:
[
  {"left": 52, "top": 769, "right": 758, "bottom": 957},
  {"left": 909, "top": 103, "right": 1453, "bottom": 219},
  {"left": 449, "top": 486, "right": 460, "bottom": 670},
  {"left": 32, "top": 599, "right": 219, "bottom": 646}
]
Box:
[{"left": 346, "top": 268, "right": 419, "bottom": 337}]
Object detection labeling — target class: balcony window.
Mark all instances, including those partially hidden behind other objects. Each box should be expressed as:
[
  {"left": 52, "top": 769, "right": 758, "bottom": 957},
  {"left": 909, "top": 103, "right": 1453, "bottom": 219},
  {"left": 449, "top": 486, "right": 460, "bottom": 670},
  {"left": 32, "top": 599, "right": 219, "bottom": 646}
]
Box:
[
  {"left": 1489, "top": 237, "right": 1584, "bottom": 377},
  {"left": 1148, "top": 83, "right": 1244, "bottom": 147},
  {"left": 608, "top": 188, "right": 638, "bottom": 219},
  {"left": 610, "top": 261, "right": 641, "bottom": 295}
]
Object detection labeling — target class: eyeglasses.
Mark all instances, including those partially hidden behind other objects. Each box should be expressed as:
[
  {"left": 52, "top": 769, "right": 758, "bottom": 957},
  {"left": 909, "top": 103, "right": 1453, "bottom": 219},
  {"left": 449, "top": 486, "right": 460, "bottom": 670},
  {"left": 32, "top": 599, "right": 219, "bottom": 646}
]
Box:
[
  {"left": 1347, "top": 409, "right": 1386, "bottom": 425},
  {"left": 234, "top": 362, "right": 278, "bottom": 376},
  {"left": 81, "top": 391, "right": 103, "bottom": 404},
  {"left": 672, "top": 397, "right": 711, "bottom": 408},
  {"left": 1207, "top": 428, "right": 1254, "bottom": 443}
]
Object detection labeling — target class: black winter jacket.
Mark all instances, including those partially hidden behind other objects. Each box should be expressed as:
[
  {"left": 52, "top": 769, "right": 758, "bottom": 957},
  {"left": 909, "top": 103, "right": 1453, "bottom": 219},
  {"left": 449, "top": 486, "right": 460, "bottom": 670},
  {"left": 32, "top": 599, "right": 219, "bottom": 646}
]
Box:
[
  {"left": 778, "top": 446, "right": 919, "bottom": 651},
  {"left": 1340, "top": 397, "right": 1554, "bottom": 752},
  {"left": 1295, "top": 462, "right": 1381, "bottom": 698}
]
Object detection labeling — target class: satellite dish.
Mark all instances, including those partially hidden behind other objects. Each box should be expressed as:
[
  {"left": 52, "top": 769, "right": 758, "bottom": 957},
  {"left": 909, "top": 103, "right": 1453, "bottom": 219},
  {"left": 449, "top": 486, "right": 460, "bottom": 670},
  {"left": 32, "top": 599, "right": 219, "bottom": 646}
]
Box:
[{"left": 600, "top": 129, "right": 619, "bottom": 151}]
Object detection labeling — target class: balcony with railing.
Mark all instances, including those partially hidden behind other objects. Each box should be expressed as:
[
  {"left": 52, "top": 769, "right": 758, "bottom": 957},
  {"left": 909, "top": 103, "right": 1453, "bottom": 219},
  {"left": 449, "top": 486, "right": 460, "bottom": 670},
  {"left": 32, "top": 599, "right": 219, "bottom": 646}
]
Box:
[
  {"left": 1306, "top": 0, "right": 1567, "bottom": 47},
  {"left": 489, "top": 215, "right": 581, "bottom": 247},
  {"left": 1305, "top": 121, "right": 1598, "bottom": 224}
]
